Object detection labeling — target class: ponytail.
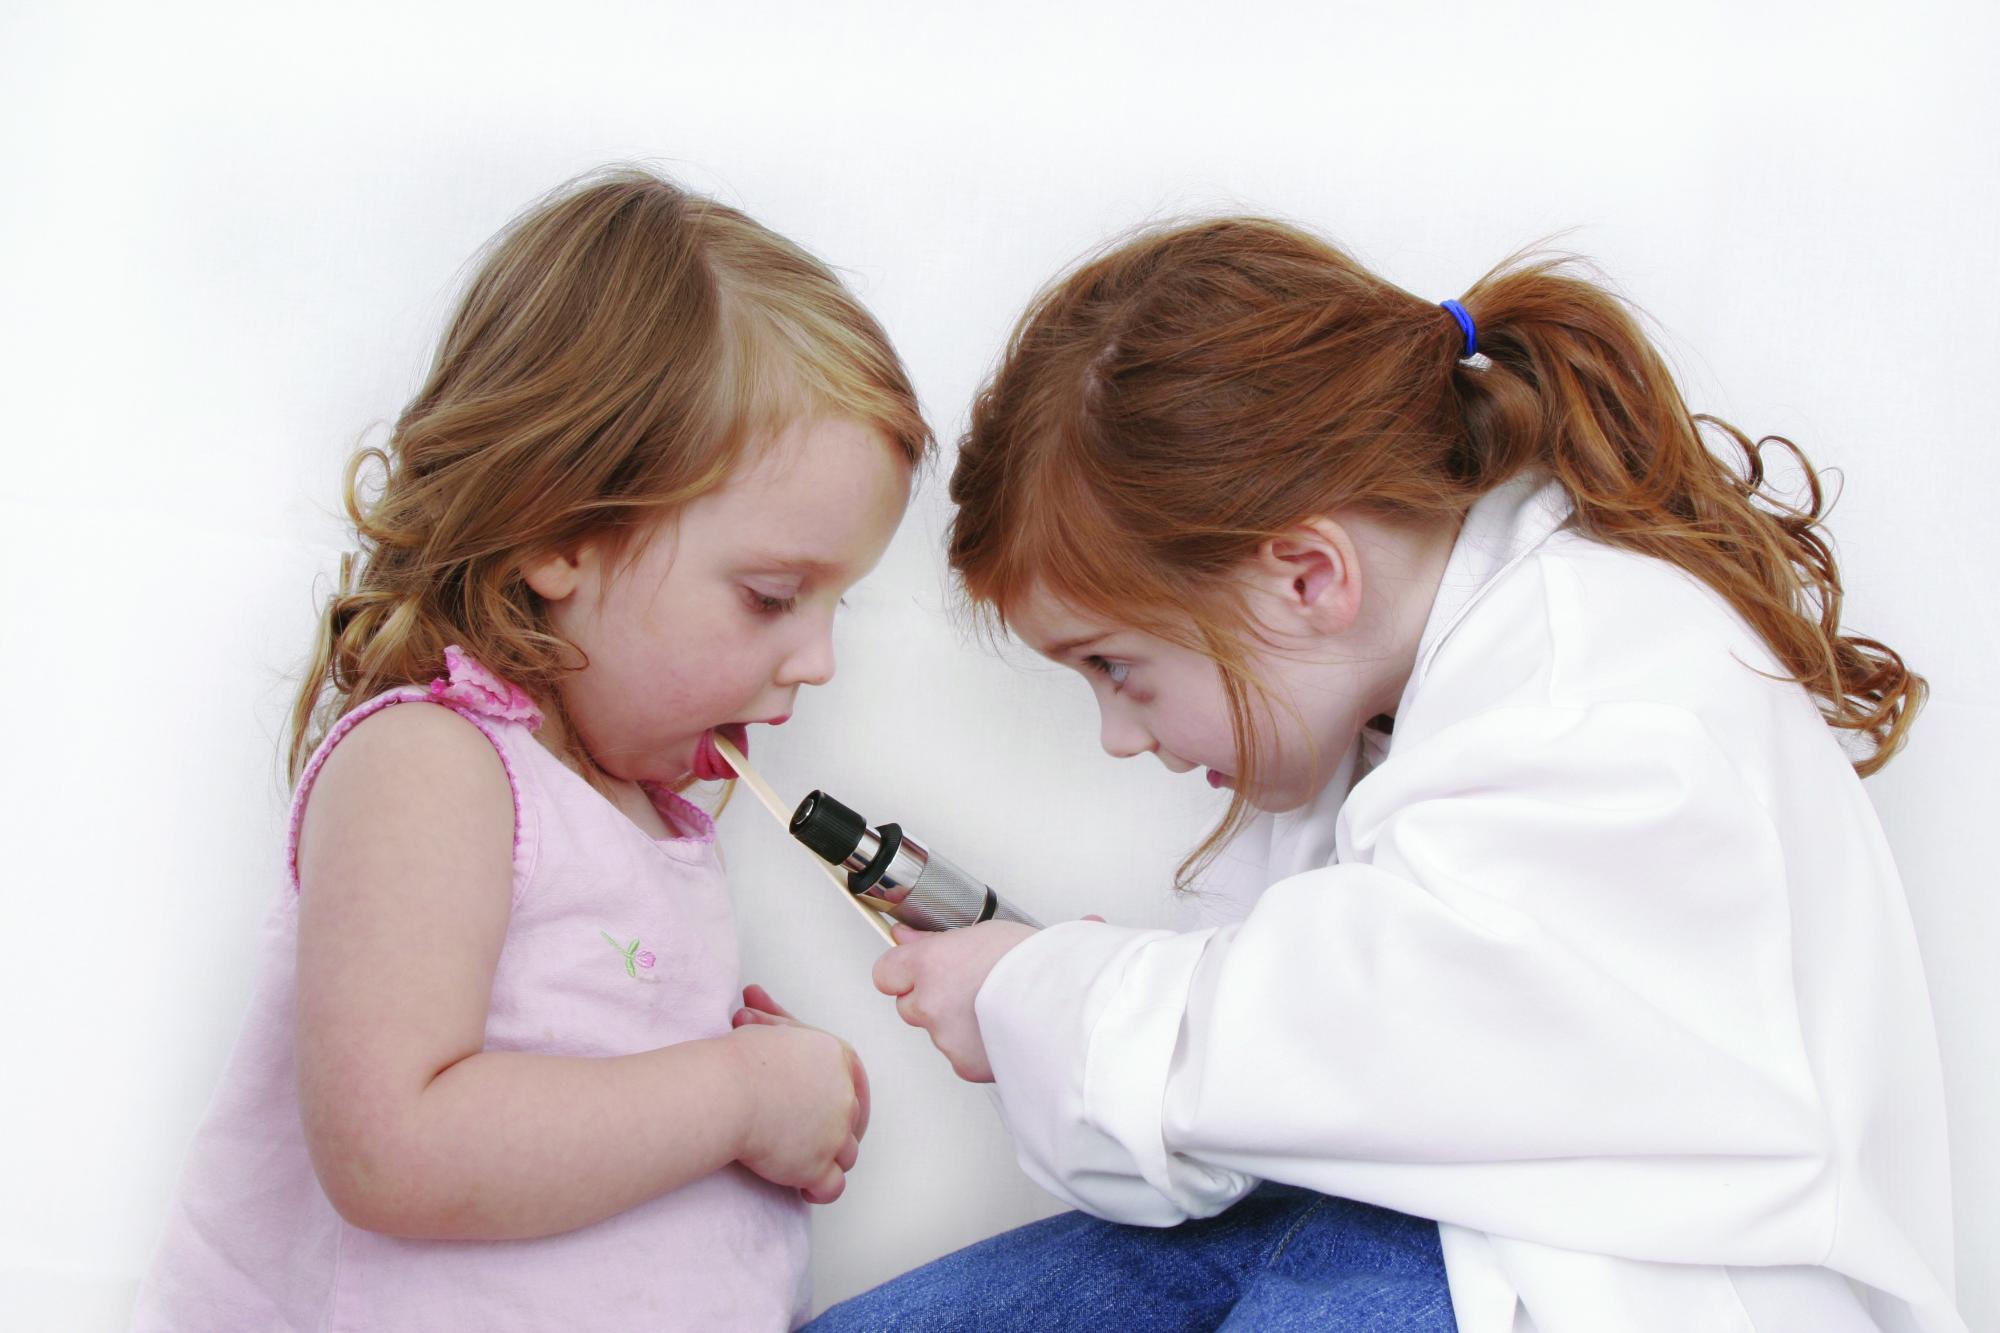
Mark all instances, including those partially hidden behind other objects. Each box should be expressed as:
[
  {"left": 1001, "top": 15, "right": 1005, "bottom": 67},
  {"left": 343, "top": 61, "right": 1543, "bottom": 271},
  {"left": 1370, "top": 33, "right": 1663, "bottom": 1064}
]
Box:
[
  {"left": 950, "top": 217, "right": 1923, "bottom": 887},
  {"left": 1453, "top": 255, "right": 1923, "bottom": 773}
]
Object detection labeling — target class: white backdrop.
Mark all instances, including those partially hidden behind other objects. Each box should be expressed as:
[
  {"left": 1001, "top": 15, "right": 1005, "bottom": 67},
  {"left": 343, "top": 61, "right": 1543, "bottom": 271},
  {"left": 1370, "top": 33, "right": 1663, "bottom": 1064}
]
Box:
[{"left": 3, "top": 1, "right": 1994, "bottom": 1327}]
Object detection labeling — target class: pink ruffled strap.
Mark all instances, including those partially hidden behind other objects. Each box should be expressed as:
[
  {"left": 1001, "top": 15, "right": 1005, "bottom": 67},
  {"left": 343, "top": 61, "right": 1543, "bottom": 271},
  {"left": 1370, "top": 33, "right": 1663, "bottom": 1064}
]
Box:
[
  {"left": 287, "top": 648, "right": 542, "bottom": 897},
  {"left": 428, "top": 645, "right": 543, "bottom": 729}
]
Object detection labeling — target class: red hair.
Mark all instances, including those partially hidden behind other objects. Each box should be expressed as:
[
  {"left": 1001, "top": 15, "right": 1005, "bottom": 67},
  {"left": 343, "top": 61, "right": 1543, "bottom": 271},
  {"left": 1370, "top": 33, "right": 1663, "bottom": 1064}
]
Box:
[{"left": 949, "top": 218, "right": 1922, "bottom": 883}]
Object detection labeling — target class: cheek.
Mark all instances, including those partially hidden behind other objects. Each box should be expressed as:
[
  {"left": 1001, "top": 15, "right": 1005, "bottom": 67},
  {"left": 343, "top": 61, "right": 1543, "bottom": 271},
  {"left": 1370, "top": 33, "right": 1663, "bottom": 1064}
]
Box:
[
  {"left": 1173, "top": 678, "right": 1239, "bottom": 757},
  {"left": 577, "top": 609, "right": 736, "bottom": 720},
  {"left": 1202, "top": 716, "right": 1243, "bottom": 766}
]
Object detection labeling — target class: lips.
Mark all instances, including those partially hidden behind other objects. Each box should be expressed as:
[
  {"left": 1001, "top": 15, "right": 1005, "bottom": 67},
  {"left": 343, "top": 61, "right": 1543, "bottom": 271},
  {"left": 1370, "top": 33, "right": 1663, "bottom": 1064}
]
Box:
[
  {"left": 692, "top": 723, "right": 751, "bottom": 782},
  {"left": 1206, "top": 769, "right": 1232, "bottom": 790}
]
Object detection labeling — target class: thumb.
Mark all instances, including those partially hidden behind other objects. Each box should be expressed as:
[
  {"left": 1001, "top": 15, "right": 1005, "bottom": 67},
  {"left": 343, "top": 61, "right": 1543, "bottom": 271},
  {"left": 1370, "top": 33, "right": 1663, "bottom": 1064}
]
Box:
[{"left": 872, "top": 944, "right": 911, "bottom": 997}]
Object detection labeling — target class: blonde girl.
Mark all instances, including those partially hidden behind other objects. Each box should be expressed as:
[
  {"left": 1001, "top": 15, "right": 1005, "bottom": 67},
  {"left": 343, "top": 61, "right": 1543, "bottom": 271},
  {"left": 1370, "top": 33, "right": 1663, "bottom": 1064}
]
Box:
[
  {"left": 132, "top": 168, "right": 929, "bottom": 1332},
  {"left": 829, "top": 220, "right": 1963, "bottom": 1333}
]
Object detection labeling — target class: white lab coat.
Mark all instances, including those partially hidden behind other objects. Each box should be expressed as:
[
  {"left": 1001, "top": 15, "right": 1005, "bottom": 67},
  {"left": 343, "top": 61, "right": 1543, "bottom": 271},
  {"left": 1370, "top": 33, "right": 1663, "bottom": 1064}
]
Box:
[{"left": 975, "top": 473, "right": 1966, "bottom": 1333}]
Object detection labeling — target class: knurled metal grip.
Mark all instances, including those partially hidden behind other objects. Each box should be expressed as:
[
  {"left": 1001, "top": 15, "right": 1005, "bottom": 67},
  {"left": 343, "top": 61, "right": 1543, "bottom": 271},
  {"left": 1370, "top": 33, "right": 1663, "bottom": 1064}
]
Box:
[{"left": 896, "top": 852, "right": 1039, "bottom": 931}]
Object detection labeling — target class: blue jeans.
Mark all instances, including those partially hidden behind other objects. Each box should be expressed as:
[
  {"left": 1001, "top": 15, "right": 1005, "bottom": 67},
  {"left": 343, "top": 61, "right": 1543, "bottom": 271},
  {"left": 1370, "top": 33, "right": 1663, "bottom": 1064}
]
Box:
[{"left": 804, "top": 1183, "right": 1457, "bottom": 1332}]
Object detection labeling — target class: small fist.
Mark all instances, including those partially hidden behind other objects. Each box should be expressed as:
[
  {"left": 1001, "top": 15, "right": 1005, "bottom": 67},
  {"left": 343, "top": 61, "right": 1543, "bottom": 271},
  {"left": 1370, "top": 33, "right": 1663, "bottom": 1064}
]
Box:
[
  {"left": 733, "top": 984, "right": 871, "bottom": 1141},
  {"left": 727, "top": 997, "right": 868, "bottom": 1204}
]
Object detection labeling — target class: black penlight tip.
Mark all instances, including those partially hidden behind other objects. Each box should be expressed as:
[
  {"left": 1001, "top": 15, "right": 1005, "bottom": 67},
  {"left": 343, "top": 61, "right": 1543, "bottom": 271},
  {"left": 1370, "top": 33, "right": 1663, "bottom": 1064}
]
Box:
[{"left": 790, "top": 789, "right": 869, "bottom": 867}]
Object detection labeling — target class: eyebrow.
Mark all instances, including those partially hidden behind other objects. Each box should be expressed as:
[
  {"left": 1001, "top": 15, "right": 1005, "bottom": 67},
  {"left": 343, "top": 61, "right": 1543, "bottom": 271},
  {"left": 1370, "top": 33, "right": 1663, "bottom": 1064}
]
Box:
[
  {"left": 1044, "top": 632, "right": 1111, "bottom": 659},
  {"left": 745, "top": 554, "right": 846, "bottom": 576}
]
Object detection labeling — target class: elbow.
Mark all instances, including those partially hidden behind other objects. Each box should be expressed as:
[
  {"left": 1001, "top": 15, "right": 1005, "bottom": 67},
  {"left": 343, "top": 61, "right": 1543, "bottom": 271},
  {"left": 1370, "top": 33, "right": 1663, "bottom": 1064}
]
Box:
[
  {"left": 305, "top": 1117, "right": 455, "bottom": 1239},
  {"left": 323, "top": 1177, "right": 424, "bottom": 1239},
  {"left": 323, "top": 1181, "right": 412, "bottom": 1238},
  {"left": 313, "top": 1149, "right": 424, "bottom": 1237}
]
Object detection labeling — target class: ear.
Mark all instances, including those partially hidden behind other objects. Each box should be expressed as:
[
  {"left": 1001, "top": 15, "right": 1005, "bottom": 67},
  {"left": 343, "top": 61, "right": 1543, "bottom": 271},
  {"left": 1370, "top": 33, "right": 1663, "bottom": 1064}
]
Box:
[
  {"left": 522, "top": 547, "right": 588, "bottom": 602},
  {"left": 1248, "top": 517, "right": 1363, "bottom": 636}
]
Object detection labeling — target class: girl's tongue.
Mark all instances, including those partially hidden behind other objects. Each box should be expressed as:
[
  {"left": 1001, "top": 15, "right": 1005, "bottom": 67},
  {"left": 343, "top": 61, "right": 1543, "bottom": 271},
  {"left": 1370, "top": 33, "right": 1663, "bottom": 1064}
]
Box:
[{"left": 694, "top": 723, "right": 750, "bottom": 781}]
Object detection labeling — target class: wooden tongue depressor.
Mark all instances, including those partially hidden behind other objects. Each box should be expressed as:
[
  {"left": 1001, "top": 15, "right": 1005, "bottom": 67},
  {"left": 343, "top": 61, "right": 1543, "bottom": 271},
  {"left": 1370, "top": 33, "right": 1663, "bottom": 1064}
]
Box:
[{"left": 711, "top": 733, "right": 898, "bottom": 946}]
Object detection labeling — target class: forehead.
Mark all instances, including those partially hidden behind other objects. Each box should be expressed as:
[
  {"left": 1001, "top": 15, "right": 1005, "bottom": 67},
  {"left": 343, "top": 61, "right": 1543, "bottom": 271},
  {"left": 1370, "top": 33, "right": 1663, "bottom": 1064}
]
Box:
[
  {"left": 732, "top": 415, "right": 907, "bottom": 504},
  {"left": 1007, "top": 585, "right": 1123, "bottom": 658},
  {"left": 687, "top": 416, "right": 911, "bottom": 559}
]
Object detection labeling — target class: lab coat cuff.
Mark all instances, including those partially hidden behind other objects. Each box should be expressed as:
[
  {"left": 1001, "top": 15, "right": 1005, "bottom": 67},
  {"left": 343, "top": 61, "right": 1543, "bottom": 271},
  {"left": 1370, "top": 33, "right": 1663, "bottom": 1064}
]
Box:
[{"left": 976, "top": 920, "right": 1221, "bottom": 1224}]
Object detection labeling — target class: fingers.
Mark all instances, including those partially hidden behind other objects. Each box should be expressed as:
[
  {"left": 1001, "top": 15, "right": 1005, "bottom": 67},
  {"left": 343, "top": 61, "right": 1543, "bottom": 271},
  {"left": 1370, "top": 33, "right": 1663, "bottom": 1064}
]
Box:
[
  {"left": 741, "top": 983, "right": 796, "bottom": 1019},
  {"left": 807, "top": 1116, "right": 864, "bottom": 1205},
  {"left": 802, "top": 1160, "right": 848, "bottom": 1206},
  {"left": 733, "top": 983, "right": 807, "bottom": 1030},
  {"left": 847, "top": 1047, "right": 872, "bottom": 1140}
]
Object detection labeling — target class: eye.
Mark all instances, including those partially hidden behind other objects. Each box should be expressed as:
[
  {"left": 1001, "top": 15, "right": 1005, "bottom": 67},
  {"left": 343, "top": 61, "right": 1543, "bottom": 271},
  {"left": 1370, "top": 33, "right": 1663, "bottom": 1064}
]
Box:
[
  {"left": 1083, "top": 655, "right": 1130, "bottom": 688},
  {"left": 744, "top": 588, "right": 798, "bottom": 615}
]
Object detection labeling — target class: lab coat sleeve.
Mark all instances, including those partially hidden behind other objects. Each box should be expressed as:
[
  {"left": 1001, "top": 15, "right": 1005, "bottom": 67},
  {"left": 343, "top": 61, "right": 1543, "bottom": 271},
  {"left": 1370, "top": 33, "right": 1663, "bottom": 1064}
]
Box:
[{"left": 974, "top": 701, "right": 1835, "bottom": 1264}]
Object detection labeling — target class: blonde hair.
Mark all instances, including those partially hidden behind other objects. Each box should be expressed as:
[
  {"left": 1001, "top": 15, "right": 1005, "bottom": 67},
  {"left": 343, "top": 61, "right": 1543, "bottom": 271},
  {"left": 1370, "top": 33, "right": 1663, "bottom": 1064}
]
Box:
[
  {"left": 950, "top": 217, "right": 1923, "bottom": 885},
  {"left": 288, "top": 166, "right": 932, "bottom": 781}
]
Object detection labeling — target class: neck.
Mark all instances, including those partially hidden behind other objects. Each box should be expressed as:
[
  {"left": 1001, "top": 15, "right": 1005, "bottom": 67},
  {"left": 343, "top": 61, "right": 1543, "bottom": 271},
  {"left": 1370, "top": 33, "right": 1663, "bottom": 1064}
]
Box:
[
  {"left": 1357, "top": 513, "right": 1460, "bottom": 719},
  {"left": 529, "top": 700, "right": 624, "bottom": 795}
]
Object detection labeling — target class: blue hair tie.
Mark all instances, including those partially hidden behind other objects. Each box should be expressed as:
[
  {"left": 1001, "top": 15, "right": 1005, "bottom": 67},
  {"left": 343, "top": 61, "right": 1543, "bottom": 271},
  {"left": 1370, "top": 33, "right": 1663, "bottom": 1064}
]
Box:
[{"left": 1439, "top": 299, "right": 1477, "bottom": 358}]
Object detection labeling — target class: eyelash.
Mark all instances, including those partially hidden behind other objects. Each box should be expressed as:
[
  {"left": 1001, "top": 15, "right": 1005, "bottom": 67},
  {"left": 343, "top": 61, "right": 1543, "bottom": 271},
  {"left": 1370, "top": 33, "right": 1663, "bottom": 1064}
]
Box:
[
  {"left": 1084, "top": 655, "right": 1130, "bottom": 688},
  {"left": 745, "top": 586, "right": 852, "bottom": 617}
]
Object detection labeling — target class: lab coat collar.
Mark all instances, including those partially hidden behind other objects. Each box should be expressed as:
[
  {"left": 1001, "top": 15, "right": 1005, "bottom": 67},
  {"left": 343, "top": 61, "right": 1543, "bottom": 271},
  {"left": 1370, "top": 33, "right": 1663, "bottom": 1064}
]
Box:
[
  {"left": 1256, "top": 473, "right": 1573, "bottom": 874},
  {"left": 1272, "top": 478, "right": 1568, "bottom": 860},
  {"left": 1395, "top": 471, "right": 1575, "bottom": 716}
]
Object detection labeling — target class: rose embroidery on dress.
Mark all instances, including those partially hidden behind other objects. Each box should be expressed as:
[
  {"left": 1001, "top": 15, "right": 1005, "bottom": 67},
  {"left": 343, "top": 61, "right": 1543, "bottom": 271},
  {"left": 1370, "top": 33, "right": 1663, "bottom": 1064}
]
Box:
[{"left": 601, "top": 931, "right": 658, "bottom": 980}]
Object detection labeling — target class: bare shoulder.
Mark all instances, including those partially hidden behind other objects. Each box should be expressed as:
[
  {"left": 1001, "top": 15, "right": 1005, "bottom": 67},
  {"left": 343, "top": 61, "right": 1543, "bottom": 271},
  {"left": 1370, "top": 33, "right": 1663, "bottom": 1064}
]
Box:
[{"left": 297, "top": 700, "right": 515, "bottom": 884}]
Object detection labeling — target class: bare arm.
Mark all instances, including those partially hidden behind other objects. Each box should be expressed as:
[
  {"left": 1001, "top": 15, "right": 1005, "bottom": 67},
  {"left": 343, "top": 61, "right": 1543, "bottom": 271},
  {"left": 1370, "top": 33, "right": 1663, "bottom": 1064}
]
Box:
[{"left": 295, "top": 703, "right": 861, "bottom": 1241}]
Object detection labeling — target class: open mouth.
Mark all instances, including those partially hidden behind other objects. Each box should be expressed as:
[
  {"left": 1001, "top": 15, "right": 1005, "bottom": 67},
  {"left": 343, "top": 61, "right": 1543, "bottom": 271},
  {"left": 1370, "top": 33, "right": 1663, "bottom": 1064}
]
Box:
[{"left": 692, "top": 723, "right": 751, "bottom": 781}]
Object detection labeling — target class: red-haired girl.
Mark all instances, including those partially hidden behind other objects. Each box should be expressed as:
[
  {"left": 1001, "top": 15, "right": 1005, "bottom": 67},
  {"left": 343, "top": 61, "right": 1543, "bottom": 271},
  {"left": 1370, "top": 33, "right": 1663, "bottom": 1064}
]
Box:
[{"left": 827, "top": 219, "right": 1963, "bottom": 1333}]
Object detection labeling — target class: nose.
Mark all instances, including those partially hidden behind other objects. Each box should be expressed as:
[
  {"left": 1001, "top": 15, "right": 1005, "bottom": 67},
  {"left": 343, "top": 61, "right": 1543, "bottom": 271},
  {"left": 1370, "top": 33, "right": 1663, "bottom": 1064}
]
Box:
[
  {"left": 776, "top": 619, "right": 836, "bottom": 689},
  {"left": 1098, "top": 701, "right": 1154, "bottom": 760}
]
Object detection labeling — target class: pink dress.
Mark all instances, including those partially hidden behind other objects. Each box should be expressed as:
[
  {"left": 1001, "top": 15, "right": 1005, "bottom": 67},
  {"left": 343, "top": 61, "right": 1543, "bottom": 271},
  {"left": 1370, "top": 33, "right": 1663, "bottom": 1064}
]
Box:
[{"left": 131, "top": 649, "right": 811, "bottom": 1331}]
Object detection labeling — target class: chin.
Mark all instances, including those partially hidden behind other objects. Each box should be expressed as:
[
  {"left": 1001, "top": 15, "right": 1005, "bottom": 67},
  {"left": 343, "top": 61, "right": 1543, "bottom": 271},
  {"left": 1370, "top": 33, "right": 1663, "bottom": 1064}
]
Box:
[{"left": 1239, "top": 780, "right": 1317, "bottom": 815}]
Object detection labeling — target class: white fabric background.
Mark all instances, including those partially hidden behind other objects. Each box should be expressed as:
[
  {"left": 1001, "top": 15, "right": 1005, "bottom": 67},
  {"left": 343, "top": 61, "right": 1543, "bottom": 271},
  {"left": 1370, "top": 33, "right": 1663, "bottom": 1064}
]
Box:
[{"left": 2, "top": 1, "right": 1993, "bottom": 1327}]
